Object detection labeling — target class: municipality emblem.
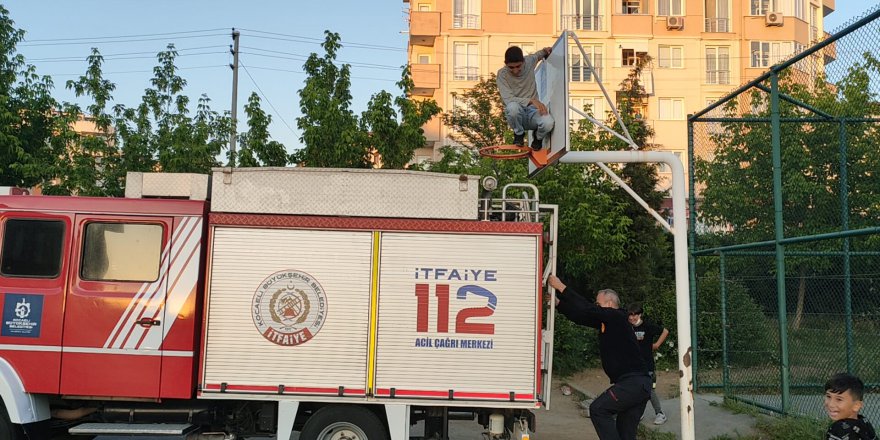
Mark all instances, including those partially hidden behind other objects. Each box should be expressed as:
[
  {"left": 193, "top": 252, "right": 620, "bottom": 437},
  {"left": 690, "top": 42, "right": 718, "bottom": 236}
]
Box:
[
  {"left": 14, "top": 299, "right": 30, "bottom": 319},
  {"left": 252, "top": 270, "right": 327, "bottom": 346}
]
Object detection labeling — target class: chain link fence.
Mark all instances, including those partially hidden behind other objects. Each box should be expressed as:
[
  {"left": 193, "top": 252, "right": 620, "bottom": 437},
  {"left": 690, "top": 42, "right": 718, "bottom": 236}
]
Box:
[{"left": 688, "top": 5, "right": 880, "bottom": 420}]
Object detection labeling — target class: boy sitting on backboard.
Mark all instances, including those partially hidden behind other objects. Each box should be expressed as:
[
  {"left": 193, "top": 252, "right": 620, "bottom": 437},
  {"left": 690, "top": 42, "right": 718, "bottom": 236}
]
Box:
[{"left": 497, "top": 45, "right": 554, "bottom": 150}]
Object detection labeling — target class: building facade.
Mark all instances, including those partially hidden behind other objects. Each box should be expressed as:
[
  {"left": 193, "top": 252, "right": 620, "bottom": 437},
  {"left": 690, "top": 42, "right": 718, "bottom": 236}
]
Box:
[{"left": 405, "top": 0, "right": 835, "bottom": 182}]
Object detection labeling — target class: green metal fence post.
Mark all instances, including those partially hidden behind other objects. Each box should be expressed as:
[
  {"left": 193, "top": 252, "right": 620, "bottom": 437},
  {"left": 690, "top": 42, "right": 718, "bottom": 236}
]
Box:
[
  {"left": 770, "top": 73, "right": 791, "bottom": 413},
  {"left": 687, "top": 117, "right": 699, "bottom": 388},
  {"left": 720, "top": 252, "right": 730, "bottom": 396},
  {"left": 839, "top": 119, "right": 854, "bottom": 374}
]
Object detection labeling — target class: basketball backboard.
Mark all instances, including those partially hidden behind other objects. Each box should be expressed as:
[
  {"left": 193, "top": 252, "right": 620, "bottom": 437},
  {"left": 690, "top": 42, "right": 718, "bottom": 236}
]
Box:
[{"left": 529, "top": 31, "right": 570, "bottom": 177}]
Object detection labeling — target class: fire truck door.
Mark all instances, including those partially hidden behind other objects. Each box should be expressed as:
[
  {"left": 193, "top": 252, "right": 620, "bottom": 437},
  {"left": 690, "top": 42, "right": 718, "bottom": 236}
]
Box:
[{"left": 60, "top": 215, "right": 172, "bottom": 398}]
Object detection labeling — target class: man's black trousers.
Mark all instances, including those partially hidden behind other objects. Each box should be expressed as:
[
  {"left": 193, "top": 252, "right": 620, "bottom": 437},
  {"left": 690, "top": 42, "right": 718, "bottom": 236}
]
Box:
[{"left": 588, "top": 373, "right": 652, "bottom": 440}]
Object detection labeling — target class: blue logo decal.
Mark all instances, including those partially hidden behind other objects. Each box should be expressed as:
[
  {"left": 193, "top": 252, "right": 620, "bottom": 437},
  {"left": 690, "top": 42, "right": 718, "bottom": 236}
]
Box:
[{"left": 2, "top": 294, "right": 43, "bottom": 338}]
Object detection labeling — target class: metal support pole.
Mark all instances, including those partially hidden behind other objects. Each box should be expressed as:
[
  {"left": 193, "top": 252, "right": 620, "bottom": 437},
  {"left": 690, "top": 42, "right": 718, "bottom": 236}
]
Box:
[
  {"left": 561, "top": 150, "right": 695, "bottom": 440},
  {"left": 229, "top": 29, "right": 240, "bottom": 167},
  {"left": 687, "top": 118, "right": 699, "bottom": 389},
  {"left": 770, "top": 74, "right": 791, "bottom": 413},
  {"left": 720, "top": 253, "right": 730, "bottom": 396},
  {"left": 839, "top": 119, "right": 854, "bottom": 374}
]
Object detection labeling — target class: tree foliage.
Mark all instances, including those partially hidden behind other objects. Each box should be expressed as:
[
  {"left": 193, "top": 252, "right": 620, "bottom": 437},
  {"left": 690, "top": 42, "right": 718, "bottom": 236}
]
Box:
[
  {"left": 358, "top": 66, "right": 441, "bottom": 169},
  {"left": 237, "top": 92, "right": 288, "bottom": 167},
  {"left": 0, "top": 5, "right": 63, "bottom": 189},
  {"left": 295, "top": 31, "right": 363, "bottom": 168},
  {"left": 695, "top": 57, "right": 880, "bottom": 328},
  {"left": 431, "top": 58, "right": 676, "bottom": 374}
]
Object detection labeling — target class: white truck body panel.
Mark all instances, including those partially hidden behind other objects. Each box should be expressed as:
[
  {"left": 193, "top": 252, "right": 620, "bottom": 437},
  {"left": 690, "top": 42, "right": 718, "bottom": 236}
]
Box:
[
  {"left": 203, "top": 228, "right": 372, "bottom": 391},
  {"left": 209, "top": 168, "right": 480, "bottom": 220},
  {"left": 375, "top": 232, "right": 539, "bottom": 399},
  {"left": 201, "top": 225, "right": 542, "bottom": 407}
]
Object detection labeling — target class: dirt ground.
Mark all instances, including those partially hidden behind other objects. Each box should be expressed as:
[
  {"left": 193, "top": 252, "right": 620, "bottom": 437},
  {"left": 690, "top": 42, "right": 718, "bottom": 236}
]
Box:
[{"left": 529, "top": 369, "right": 681, "bottom": 439}]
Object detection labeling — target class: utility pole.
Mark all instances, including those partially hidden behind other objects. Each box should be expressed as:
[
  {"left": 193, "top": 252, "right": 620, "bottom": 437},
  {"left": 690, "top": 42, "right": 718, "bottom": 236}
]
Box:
[{"left": 229, "top": 29, "right": 240, "bottom": 167}]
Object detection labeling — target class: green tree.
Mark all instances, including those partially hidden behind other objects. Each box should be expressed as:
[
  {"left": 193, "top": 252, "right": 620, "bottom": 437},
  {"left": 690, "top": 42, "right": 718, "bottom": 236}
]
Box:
[
  {"left": 358, "top": 66, "right": 441, "bottom": 169},
  {"left": 440, "top": 73, "right": 510, "bottom": 149},
  {"left": 0, "top": 5, "right": 65, "bottom": 189},
  {"left": 429, "top": 68, "right": 677, "bottom": 374},
  {"left": 237, "top": 92, "right": 288, "bottom": 167},
  {"left": 695, "top": 58, "right": 880, "bottom": 329},
  {"left": 295, "top": 31, "right": 362, "bottom": 167},
  {"left": 113, "top": 45, "right": 231, "bottom": 176},
  {"left": 37, "top": 49, "right": 125, "bottom": 196}
]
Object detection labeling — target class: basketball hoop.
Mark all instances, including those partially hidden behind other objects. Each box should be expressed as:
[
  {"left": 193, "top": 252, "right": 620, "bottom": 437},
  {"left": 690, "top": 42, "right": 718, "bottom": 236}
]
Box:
[{"left": 479, "top": 144, "right": 532, "bottom": 160}]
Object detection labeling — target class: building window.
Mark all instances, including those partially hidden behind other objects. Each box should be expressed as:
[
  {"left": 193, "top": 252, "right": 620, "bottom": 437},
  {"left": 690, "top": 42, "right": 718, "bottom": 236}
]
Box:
[
  {"left": 705, "top": 46, "right": 730, "bottom": 84},
  {"left": 509, "top": 0, "right": 536, "bottom": 14},
  {"left": 453, "top": 42, "right": 479, "bottom": 81},
  {"left": 417, "top": 3, "right": 431, "bottom": 11},
  {"left": 81, "top": 222, "right": 163, "bottom": 282},
  {"left": 810, "top": 4, "right": 820, "bottom": 41},
  {"left": 622, "top": 49, "right": 648, "bottom": 67},
  {"left": 750, "top": 41, "right": 792, "bottom": 68},
  {"left": 658, "top": 98, "right": 685, "bottom": 120},
  {"left": 453, "top": 0, "right": 480, "bottom": 29},
  {"left": 750, "top": 0, "right": 778, "bottom": 15},
  {"left": 570, "top": 96, "right": 606, "bottom": 127},
  {"left": 1, "top": 219, "right": 65, "bottom": 278},
  {"left": 658, "top": 45, "right": 683, "bottom": 68},
  {"left": 705, "top": 0, "right": 730, "bottom": 32},
  {"left": 571, "top": 44, "right": 602, "bottom": 81},
  {"left": 509, "top": 42, "right": 536, "bottom": 56},
  {"left": 563, "top": 0, "right": 602, "bottom": 31},
  {"left": 658, "top": 0, "right": 682, "bottom": 16},
  {"left": 794, "top": 0, "right": 805, "bottom": 20},
  {"left": 417, "top": 54, "right": 431, "bottom": 64},
  {"left": 621, "top": 0, "right": 643, "bottom": 14}
]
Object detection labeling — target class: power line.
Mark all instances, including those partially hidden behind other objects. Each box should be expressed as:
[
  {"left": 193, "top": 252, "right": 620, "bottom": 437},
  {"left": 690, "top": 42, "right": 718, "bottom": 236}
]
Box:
[
  {"left": 46, "top": 64, "right": 228, "bottom": 77},
  {"left": 241, "top": 46, "right": 404, "bottom": 70},
  {"left": 30, "top": 51, "right": 227, "bottom": 64},
  {"left": 19, "top": 33, "right": 229, "bottom": 47},
  {"left": 244, "top": 65, "right": 398, "bottom": 83},
  {"left": 240, "top": 51, "right": 402, "bottom": 72},
  {"left": 239, "top": 60, "right": 297, "bottom": 138},
  {"left": 238, "top": 28, "right": 404, "bottom": 52},
  {"left": 21, "top": 28, "right": 229, "bottom": 43},
  {"left": 27, "top": 45, "right": 229, "bottom": 62}
]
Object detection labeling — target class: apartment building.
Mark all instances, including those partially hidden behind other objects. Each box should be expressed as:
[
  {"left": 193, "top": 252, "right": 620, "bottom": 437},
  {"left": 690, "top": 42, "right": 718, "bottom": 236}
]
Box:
[{"left": 405, "top": 0, "right": 836, "bottom": 181}]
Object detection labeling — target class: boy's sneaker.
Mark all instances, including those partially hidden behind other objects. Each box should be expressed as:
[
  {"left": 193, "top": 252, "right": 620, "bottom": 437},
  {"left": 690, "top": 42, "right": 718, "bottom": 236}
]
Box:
[
  {"left": 531, "top": 137, "right": 543, "bottom": 150},
  {"left": 653, "top": 412, "right": 667, "bottom": 425},
  {"left": 513, "top": 133, "right": 525, "bottom": 147}
]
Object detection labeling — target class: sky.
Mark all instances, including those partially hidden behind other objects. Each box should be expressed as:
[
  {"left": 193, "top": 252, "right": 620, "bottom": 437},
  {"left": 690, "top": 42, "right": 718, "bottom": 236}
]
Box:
[{"left": 3, "top": 0, "right": 876, "bottom": 153}]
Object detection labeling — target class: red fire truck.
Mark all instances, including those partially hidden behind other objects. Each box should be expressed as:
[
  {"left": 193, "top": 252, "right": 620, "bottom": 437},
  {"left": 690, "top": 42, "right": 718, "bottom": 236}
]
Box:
[{"left": 0, "top": 168, "right": 557, "bottom": 440}]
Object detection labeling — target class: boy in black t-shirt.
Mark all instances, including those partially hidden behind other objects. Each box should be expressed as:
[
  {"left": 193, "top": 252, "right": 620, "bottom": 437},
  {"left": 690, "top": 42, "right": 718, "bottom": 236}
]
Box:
[
  {"left": 628, "top": 303, "right": 669, "bottom": 425},
  {"left": 825, "top": 373, "right": 877, "bottom": 440}
]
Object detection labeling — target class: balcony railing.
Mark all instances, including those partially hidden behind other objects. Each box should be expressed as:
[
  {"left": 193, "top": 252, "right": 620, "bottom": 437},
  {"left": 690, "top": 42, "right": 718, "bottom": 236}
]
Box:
[
  {"left": 453, "top": 14, "right": 480, "bottom": 29},
  {"left": 705, "top": 70, "right": 730, "bottom": 85},
  {"left": 704, "top": 18, "right": 730, "bottom": 32},
  {"left": 561, "top": 14, "right": 602, "bottom": 31},
  {"left": 453, "top": 66, "right": 480, "bottom": 81}
]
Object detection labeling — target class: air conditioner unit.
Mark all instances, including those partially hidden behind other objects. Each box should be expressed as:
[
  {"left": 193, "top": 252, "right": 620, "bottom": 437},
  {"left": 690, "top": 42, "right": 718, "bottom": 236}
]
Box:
[
  {"left": 765, "top": 11, "right": 784, "bottom": 26},
  {"left": 666, "top": 16, "right": 684, "bottom": 30}
]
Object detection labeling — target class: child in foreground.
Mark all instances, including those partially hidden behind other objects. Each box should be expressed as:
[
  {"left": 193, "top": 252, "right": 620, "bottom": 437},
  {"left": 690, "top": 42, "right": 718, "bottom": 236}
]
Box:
[{"left": 825, "top": 373, "right": 877, "bottom": 440}]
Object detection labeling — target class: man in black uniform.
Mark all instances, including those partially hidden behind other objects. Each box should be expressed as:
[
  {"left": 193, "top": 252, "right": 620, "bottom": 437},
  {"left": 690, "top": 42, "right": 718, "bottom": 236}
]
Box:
[{"left": 549, "top": 275, "right": 651, "bottom": 440}]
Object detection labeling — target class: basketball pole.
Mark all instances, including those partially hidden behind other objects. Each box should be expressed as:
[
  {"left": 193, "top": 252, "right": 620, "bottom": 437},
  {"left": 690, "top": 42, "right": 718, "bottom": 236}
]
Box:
[{"left": 559, "top": 150, "right": 695, "bottom": 440}]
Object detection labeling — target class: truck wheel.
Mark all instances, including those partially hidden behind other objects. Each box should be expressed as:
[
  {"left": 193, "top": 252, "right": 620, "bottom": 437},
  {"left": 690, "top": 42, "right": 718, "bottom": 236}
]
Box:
[
  {"left": 0, "top": 404, "right": 24, "bottom": 440},
  {"left": 299, "top": 405, "right": 388, "bottom": 440}
]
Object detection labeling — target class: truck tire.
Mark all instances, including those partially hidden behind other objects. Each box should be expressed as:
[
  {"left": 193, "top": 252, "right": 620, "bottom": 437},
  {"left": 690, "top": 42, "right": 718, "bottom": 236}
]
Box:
[
  {"left": 0, "top": 403, "right": 24, "bottom": 440},
  {"left": 299, "top": 405, "right": 388, "bottom": 440}
]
